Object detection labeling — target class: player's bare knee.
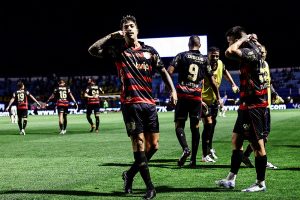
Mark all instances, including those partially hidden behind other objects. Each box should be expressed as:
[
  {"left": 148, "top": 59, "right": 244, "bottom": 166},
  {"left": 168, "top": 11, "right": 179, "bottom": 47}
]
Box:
[{"left": 132, "top": 136, "right": 145, "bottom": 149}]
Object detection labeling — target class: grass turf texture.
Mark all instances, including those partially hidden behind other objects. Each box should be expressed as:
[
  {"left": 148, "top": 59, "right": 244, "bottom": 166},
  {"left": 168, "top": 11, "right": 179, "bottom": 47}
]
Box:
[{"left": 0, "top": 109, "right": 299, "bottom": 199}]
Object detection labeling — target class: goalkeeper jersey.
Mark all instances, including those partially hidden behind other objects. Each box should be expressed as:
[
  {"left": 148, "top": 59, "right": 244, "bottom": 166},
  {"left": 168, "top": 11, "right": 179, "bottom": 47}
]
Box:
[{"left": 202, "top": 60, "right": 224, "bottom": 105}]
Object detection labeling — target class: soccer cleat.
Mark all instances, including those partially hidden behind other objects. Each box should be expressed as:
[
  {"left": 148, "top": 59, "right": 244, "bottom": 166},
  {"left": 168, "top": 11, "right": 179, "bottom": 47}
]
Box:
[
  {"left": 202, "top": 155, "right": 216, "bottom": 163},
  {"left": 90, "top": 125, "right": 96, "bottom": 132},
  {"left": 215, "top": 179, "right": 235, "bottom": 189},
  {"left": 177, "top": 148, "right": 191, "bottom": 167},
  {"left": 241, "top": 183, "right": 266, "bottom": 192},
  {"left": 266, "top": 162, "right": 278, "bottom": 169},
  {"left": 95, "top": 129, "right": 99, "bottom": 133},
  {"left": 242, "top": 156, "right": 254, "bottom": 168},
  {"left": 209, "top": 148, "right": 218, "bottom": 160},
  {"left": 122, "top": 171, "right": 133, "bottom": 194},
  {"left": 22, "top": 129, "right": 26, "bottom": 135},
  {"left": 143, "top": 188, "right": 156, "bottom": 200}
]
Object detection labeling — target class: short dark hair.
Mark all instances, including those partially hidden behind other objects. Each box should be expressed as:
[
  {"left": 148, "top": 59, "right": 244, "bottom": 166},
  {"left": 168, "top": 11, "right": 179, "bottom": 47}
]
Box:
[
  {"left": 120, "top": 15, "right": 137, "bottom": 29},
  {"left": 58, "top": 79, "right": 65, "bottom": 85},
  {"left": 225, "top": 26, "right": 246, "bottom": 40},
  {"left": 208, "top": 46, "right": 220, "bottom": 53},
  {"left": 17, "top": 81, "right": 24, "bottom": 89},
  {"left": 188, "top": 35, "right": 201, "bottom": 47},
  {"left": 88, "top": 78, "right": 95, "bottom": 84}
]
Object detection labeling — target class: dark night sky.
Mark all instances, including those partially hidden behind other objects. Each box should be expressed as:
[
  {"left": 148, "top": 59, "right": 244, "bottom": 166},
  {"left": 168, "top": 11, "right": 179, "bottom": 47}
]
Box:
[{"left": 1, "top": 0, "right": 299, "bottom": 76}]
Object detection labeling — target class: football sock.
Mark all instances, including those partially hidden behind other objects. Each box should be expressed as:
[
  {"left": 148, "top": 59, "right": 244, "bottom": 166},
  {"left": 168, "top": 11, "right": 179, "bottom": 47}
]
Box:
[
  {"left": 209, "top": 120, "right": 217, "bottom": 149},
  {"left": 134, "top": 151, "right": 154, "bottom": 190},
  {"left": 146, "top": 147, "right": 157, "bottom": 161},
  {"left": 86, "top": 115, "right": 93, "bottom": 125},
  {"left": 59, "top": 123, "right": 63, "bottom": 130},
  {"left": 63, "top": 115, "right": 67, "bottom": 130},
  {"left": 176, "top": 127, "right": 188, "bottom": 150},
  {"left": 18, "top": 119, "right": 22, "bottom": 130},
  {"left": 95, "top": 116, "right": 99, "bottom": 130},
  {"left": 127, "top": 147, "right": 157, "bottom": 180},
  {"left": 230, "top": 150, "right": 243, "bottom": 174},
  {"left": 190, "top": 126, "right": 200, "bottom": 162},
  {"left": 226, "top": 172, "right": 237, "bottom": 181},
  {"left": 202, "top": 123, "right": 212, "bottom": 156},
  {"left": 244, "top": 144, "right": 253, "bottom": 157},
  {"left": 22, "top": 119, "right": 27, "bottom": 129},
  {"left": 255, "top": 155, "right": 267, "bottom": 181}
]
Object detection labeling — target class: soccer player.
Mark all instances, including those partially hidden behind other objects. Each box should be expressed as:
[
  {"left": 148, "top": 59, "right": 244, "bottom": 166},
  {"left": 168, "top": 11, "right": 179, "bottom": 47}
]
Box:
[
  {"left": 201, "top": 46, "right": 239, "bottom": 162},
  {"left": 167, "top": 37, "right": 223, "bottom": 168},
  {"left": 5, "top": 81, "right": 41, "bottom": 135},
  {"left": 10, "top": 105, "right": 18, "bottom": 123},
  {"left": 84, "top": 78, "right": 103, "bottom": 133},
  {"left": 46, "top": 79, "right": 78, "bottom": 134},
  {"left": 242, "top": 44, "right": 284, "bottom": 169},
  {"left": 215, "top": 26, "right": 269, "bottom": 192},
  {"left": 103, "top": 99, "right": 109, "bottom": 114},
  {"left": 88, "top": 15, "right": 177, "bottom": 199},
  {"left": 219, "top": 94, "right": 228, "bottom": 117}
]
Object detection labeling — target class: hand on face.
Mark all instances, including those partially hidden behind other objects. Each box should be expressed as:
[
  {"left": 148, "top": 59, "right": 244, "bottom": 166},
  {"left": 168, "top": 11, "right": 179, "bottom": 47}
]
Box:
[{"left": 111, "top": 31, "right": 125, "bottom": 39}]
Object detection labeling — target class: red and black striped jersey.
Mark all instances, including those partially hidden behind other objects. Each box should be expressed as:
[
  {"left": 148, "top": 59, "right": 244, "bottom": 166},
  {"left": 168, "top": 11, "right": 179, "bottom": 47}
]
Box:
[
  {"left": 104, "top": 40, "right": 164, "bottom": 105},
  {"left": 85, "top": 85, "right": 101, "bottom": 105},
  {"left": 239, "top": 47, "right": 268, "bottom": 109},
  {"left": 53, "top": 86, "right": 71, "bottom": 107},
  {"left": 170, "top": 50, "right": 212, "bottom": 101},
  {"left": 13, "top": 89, "right": 30, "bottom": 110}
]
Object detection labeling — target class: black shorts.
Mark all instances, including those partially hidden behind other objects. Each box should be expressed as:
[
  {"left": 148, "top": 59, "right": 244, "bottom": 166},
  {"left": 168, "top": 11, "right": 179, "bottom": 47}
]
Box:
[
  {"left": 57, "top": 106, "right": 69, "bottom": 114},
  {"left": 266, "top": 107, "right": 271, "bottom": 133},
  {"left": 121, "top": 103, "right": 159, "bottom": 137},
  {"left": 233, "top": 107, "right": 269, "bottom": 141},
  {"left": 175, "top": 99, "right": 201, "bottom": 122},
  {"left": 86, "top": 104, "right": 101, "bottom": 115},
  {"left": 201, "top": 102, "right": 219, "bottom": 118},
  {"left": 17, "top": 109, "right": 28, "bottom": 118}
]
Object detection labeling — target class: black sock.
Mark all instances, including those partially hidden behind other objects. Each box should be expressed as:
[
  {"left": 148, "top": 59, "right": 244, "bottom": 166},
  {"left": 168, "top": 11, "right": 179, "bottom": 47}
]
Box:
[
  {"left": 23, "top": 119, "right": 27, "bottom": 129},
  {"left": 59, "top": 123, "right": 63, "bottom": 130},
  {"left": 190, "top": 126, "right": 200, "bottom": 162},
  {"left": 18, "top": 119, "right": 22, "bottom": 130},
  {"left": 134, "top": 151, "right": 154, "bottom": 190},
  {"left": 95, "top": 116, "right": 99, "bottom": 130},
  {"left": 146, "top": 148, "right": 157, "bottom": 161},
  {"left": 209, "top": 120, "right": 216, "bottom": 149},
  {"left": 63, "top": 115, "right": 67, "bottom": 130},
  {"left": 86, "top": 115, "right": 93, "bottom": 125},
  {"left": 202, "top": 123, "right": 212, "bottom": 156},
  {"left": 176, "top": 127, "right": 188, "bottom": 150},
  {"left": 255, "top": 155, "right": 267, "bottom": 181},
  {"left": 244, "top": 144, "right": 253, "bottom": 157},
  {"left": 127, "top": 148, "right": 158, "bottom": 180},
  {"left": 230, "top": 150, "right": 243, "bottom": 174}
]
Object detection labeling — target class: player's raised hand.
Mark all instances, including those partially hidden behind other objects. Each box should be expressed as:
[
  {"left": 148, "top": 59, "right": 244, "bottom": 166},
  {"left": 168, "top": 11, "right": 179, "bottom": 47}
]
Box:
[{"left": 110, "top": 30, "right": 125, "bottom": 39}]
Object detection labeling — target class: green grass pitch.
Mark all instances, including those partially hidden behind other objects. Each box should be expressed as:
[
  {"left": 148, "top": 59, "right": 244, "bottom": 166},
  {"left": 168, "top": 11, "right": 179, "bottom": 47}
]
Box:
[{"left": 0, "top": 109, "right": 299, "bottom": 199}]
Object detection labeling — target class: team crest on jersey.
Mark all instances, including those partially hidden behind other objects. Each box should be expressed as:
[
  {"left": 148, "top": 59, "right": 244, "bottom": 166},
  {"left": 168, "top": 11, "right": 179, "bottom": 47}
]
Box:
[
  {"left": 246, "top": 51, "right": 256, "bottom": 61},
  {"left": 143, "top": 52, "right": 151, "bottom": 59},
  {"left": 243, "top": 124, "right": 250, "bottom": 131}
]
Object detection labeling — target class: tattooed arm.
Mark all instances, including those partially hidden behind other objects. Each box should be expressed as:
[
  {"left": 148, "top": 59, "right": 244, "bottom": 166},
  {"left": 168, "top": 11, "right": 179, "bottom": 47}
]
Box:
[{"left": 88, "top": 31, "right": 124, "bottom": 58}]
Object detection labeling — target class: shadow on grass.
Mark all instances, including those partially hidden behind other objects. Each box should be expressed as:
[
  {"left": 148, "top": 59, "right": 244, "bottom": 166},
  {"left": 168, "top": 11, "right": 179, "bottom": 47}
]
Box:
[
  {"left": 0, "top": 185, "right": 238, "bottom": 197},
  {"left": 273, "top": 144, "right": 300, "bottom": 148},
  {"left": 274, "top": 167, "right": 300, "bottom": 171},
  {"left": 156, "top": 185, "right": 239, "bottom": 193},
  {"left": 0, "top": 190, "right": 126, "bottom": 197},
  {"left": 100, "top": 159, "right": 233, "bottom": 169}
]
